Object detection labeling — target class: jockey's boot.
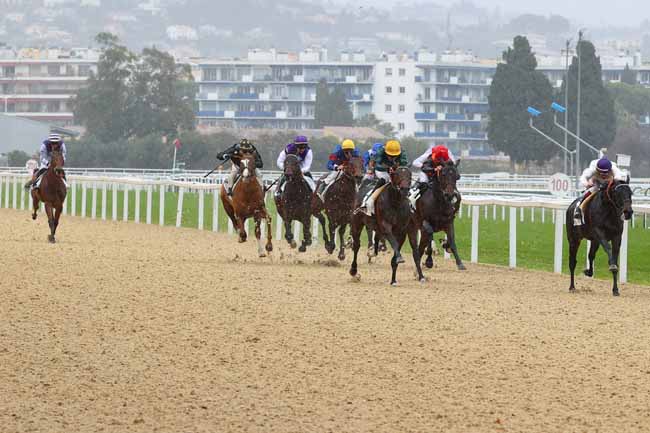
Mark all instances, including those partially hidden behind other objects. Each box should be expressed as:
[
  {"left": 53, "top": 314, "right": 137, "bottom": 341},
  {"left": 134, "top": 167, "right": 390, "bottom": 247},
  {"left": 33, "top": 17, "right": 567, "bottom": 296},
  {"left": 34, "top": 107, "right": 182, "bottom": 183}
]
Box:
[
  {"left": 573, "top": 204, "right": 584, "bottom": 226},
  {"left": 24, "top": 178, "right": 35, "bottom": 190}
]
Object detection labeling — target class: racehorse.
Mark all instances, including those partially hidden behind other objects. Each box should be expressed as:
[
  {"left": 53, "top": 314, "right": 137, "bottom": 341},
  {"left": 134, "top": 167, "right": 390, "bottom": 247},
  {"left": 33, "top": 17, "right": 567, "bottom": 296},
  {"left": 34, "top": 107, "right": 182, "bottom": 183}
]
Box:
[
  {"left": 31, "top": 149, "right": 67, "bottom": 243},
  {"left": 312, "top": 156, "right": 363, "bottom": 261},
  {"left": 275, "top": 154, "right": 328, "bottom": 252},
  {"left": 350, "top": 167, "right": 425, "bottom": 285},
  {"left": 220, "top": 153, "right": 273, "bottom": 257},
  {"left": 566, "top": 179, "right": 633, "bottom": 296},
  {"left": 414, "top": 160, "right": 466, "bottom": 271}
]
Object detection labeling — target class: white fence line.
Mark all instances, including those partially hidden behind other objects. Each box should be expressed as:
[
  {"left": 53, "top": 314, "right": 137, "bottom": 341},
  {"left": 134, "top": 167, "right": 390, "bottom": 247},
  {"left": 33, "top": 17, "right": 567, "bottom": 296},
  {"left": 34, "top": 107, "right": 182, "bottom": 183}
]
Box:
[{"left": 2, "top": 172, "right": 648, "bottom": 284}]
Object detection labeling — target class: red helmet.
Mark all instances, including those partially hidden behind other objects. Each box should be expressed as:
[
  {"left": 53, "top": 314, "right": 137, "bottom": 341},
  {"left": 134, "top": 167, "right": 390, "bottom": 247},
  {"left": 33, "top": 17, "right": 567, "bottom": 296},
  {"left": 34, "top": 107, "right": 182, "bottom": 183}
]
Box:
[{"left": 431, "top": 145, "right": 450, "bottom": 162}]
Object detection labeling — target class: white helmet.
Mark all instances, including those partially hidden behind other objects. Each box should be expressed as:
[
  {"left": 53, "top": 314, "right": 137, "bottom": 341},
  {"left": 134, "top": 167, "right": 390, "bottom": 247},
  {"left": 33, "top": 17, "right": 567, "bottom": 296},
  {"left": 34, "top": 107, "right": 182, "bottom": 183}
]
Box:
[{"left": 48, "top": 133, "right": 62, "bottom": 143}]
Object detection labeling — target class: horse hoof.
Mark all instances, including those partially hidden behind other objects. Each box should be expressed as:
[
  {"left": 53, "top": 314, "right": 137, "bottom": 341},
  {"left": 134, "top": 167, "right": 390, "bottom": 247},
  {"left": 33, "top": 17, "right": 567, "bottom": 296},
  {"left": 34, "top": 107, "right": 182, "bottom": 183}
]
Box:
[
  {"left": 613, "top": 290, "right": 620, "bottom": 297},
  {"left": 351, "top": 274, "right": 361, "bottom": 282},
  {"left": 48, "top": 235, "right": 55, "bottom": 244},
  {"left": 583, "top": 269, "right": 593, "bottom": 277},
  {"left": 32, "top": 214, "right": 37, "bottom": 220},
  {"left": 298, "top": 245, "right": 307, "bottom": 253},
  {"left": 390, "top": 281, "right": 398, "bottom": 286},
  {"left": 289, "top": 240, "right": 297, "bottom": 249},
  {"left": 338, "top": 254, "right": 346, "bottom": 261},
  {"left": 379, "top": 245, "right": 387, "bottom": 253},
  {"left": 265, "top": 244, "right": 273, "bottom": 252},
  {"left": 457, "top": 263, "right": 467, "bottom": 271},
  {"left": 396, "top": 256, "right": 405, "bottom": 264},
  {"left": 349, "top": 268, "right": 357, "bottom": 277},
  {"left": 259, "top": 253, "right": 267, "bottom": 258},
  {"left": 419, "top": 277, "right": 427, "bottom": 283},
  {"left": 367, "top": 250, "right": 376, "bottom": 258},
  {"left": 569, "top": 286, "right": 576, "bottom": 293},
  {"left": 424, "top": 258, "right": 434, "bottom": 269},
  {"left": 609, "top": 264, "right": 619, "bottom": 272}
]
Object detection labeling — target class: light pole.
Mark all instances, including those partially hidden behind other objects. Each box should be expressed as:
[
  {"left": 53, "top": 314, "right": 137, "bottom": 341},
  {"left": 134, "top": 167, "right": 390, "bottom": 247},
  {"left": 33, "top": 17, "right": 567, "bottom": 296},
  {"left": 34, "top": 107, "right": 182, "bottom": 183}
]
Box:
[
  {"left": 575, "top": 29, "right": 584, "bottom": 188},
  {"left": 562, "top": 39, "right": 572, "bottom": 174},
  {"left": 550, "top": 103, "right": 600, "bottom": 155},
  {"left": 527, "top": 106, "right": 576, "bottom": 178}
]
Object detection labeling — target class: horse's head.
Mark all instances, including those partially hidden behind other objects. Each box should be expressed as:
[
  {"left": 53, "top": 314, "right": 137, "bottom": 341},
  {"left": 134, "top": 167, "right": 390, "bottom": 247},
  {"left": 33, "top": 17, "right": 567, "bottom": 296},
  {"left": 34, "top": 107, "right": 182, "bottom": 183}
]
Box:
[
  {"left": 607, "top": 180, "right": 634, "bottom": 220},
  {"left": 50, "top": 149, "right": 65, "bottom": 176},
  {"left": 238, "top": 152, "right": 256, "bottom": 179},
  {"left": 283, "top": 154, "right": 302, "bottom": 178},
  {"left": 390, "top": 166, "right": 412, "bottom": 197},
  {"left": 435, "top": 160, "right": 461, "bottom": 199},
  {"left": 341, "top": 156, "right": 364, "bottom": 183}
]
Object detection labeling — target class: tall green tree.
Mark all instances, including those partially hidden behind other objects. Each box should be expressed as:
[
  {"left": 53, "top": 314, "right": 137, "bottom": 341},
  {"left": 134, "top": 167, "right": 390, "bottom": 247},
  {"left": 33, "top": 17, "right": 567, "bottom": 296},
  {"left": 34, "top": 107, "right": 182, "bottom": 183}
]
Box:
[
  {"left": 354, "top": 114, "right": 394, "bottom": 137},
  {"left": 559, "top": 39, "right": 617, "bottom": 164},
  {"left": 72, "top": 33, "right": 196, "bottom": 142},
  {"left": 314, "top": 79, "right": 354, "bottom": 128},
  {"left": 488, "top": 35, "right": 556, "bottom": 165}
]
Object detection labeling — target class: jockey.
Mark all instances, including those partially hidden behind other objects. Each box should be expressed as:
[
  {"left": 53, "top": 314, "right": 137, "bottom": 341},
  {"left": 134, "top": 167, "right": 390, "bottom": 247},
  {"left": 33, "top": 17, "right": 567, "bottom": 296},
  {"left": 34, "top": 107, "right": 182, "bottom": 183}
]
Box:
[
  {"left": 216, "top": 138, "right": 263, "bottom": 196},
  {"left": 316, "top": 139, "right": 360, "bottom": 197},
  {"left": 573, "top": 153, "right": 626, "bottom": 226},
  {"left": 24, "top": 133, "right": 67, "bottom": 190},
  {"left": 412, "top": 144, "right": 456, "bottom": 184},
  {"left": 363, "top": 142, "right": 384, "bottom": 173},
  {"left": 357, "top": 139, "right": 408, "bottom": 215},
  {"left": 276, "top": 135, "right": 315, "bottom": 195}
]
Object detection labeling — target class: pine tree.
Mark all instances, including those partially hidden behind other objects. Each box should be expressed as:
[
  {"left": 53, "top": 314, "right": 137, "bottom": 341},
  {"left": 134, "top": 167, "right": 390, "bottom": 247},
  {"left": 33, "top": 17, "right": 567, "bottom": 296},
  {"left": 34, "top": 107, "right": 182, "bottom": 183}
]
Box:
[{"left": 621, "top": 64, "right": 637, "bottom": 85}]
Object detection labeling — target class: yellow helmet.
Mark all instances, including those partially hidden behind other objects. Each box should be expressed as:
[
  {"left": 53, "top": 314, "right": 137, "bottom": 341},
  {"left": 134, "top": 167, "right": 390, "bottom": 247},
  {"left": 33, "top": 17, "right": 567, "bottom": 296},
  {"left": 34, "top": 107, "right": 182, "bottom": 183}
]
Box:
[
  {"left": 341, "top": 139, "right": 355, "bottom": 150},
  {"left": 385, "top": 139, "right": 401, "bottom": 156}
]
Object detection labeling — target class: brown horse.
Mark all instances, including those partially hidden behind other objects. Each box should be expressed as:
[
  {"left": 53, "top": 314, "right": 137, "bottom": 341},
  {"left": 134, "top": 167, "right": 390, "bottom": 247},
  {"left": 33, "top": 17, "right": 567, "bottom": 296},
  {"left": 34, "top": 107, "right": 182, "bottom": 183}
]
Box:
[
  {"left": 31, "top": 150, "right": 67, "bottom": 243},
  {"left": 350, "top": 167, "right": 425, "bottom": 285},
  {"left": 220, "top": 153, "right": 273, "bottom": 257},
  {"left": 312, "top": 156, "right": 363, "bottom": 260}
]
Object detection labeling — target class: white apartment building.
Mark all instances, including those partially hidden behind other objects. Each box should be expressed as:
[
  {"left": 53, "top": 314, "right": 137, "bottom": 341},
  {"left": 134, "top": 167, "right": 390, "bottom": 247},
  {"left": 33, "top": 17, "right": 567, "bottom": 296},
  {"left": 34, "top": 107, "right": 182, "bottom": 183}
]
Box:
[{"left": 0, "top": 47, "right": 99, "bottom": 126}]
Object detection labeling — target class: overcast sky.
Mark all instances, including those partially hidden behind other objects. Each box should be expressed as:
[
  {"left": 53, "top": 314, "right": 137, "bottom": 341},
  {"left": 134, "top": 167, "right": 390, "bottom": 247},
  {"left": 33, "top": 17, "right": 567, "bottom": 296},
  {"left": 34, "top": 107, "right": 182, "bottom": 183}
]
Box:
[{"left": 352, "top": 0, "right": 648, "bottom": 27}]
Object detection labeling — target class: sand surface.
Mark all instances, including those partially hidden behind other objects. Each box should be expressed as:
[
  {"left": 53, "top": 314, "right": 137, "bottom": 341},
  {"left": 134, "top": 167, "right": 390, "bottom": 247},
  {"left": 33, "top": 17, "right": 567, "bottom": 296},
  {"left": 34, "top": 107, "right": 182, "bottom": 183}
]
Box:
[{"left": 1, "top": 208, "right": 650, "bottom": 433}]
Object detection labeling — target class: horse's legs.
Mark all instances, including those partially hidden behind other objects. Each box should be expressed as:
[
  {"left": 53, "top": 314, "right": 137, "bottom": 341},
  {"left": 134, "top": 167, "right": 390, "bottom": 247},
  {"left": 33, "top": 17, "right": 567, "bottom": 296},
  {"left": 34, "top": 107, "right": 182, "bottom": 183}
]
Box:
[
  {"left": 610, "top": 235, "right": 622, "bottom": 296},
  {"left": 390, "top": 232, "right": 408, "bottom": 285},
  {"left": 445, "top": 223, "right": 466, "bottom": 270},
  {"left": 418, "top": 230, "right": 434, "bottom": 269},
  {"left": 366, "top": 227, "right": 376, "bottom": 258},
  {"left": 337, "top": 223, "right": 347, "bottom": 261},
  {"left": 237, "top": 216, "right": 247, "bottom": 243},
  {"left": 254, "top": 216, "right": 266, "bottom": 257},
  {"left": 220, "top": 187, "right": 239, "bottom": 233},
  {"left": 568, "top": 239, "right": 580, "bottom": 292},
  {"left": 45, "top": 203, "right": 55, "bottom": 243},
  {"left": 584, "top": 241, "right": 599, "bottom": 277},
  {"left": 349, "top": 217, "right": 364, "bottom": 277},
  {"left": 299, "top": 217, "right": 312, "bottom": 252},
  {"left": 264, "top": 212, "right": 273, "bottom": 252},
  {"left": 408, "top": 226, "right": 426, "bottom": 282},
  {"left": 381, "top": 222, "right": 404, "bottom": 265},
  {"left": 326, "top": 218, "right": 337, "bottom": 255},
  {"left": 31, "top": 191, "right": 39, "bottom": 220},
  {"left": 314, "top": 211, "right": 330, "bottom": 247},
  {"left": 284, "top": 218, "right": 295, "bottom": 248}
]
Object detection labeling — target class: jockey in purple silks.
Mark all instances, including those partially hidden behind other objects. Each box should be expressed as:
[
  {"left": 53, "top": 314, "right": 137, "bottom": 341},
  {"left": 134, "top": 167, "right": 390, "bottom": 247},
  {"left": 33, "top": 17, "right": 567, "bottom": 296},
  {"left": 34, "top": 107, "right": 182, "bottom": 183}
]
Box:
[{"left": 275, "top": 135, "right": 315, "bottom": 196}]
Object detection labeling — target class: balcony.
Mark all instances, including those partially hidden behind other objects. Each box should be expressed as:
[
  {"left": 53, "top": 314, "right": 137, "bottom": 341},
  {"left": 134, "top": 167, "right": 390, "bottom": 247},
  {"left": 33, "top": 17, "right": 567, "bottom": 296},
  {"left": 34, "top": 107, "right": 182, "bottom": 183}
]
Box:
[
  {"left": 235, "top": 111, "right": 274, "bottom": 118},
  {"left": 414, "top": 131, "right": 450, "bottom": 138},
  {"left": 229, "top": 92, "right": 259, "bottom": 99},
  {"left": 197, "top": 110, "right": 225, "bottom": 117},
  {"left": 415, "top": 112, "right": 437, "bottom": 120}
]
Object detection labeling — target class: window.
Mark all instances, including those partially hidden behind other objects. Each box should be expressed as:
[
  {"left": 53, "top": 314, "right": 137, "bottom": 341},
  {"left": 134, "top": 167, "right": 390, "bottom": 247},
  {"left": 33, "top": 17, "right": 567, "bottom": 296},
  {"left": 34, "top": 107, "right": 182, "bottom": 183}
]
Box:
[
  {"left": 203, "top": 68, "right": 218, "bottom": 81},
  {"left": 385, "top": 104, "right": 392, "bottom": 113},
  {"left": 47, "top": 65, "right": 61, "bottom": 76},
  {"left": 399, "top": 86, "right": 406, "bottom": 94},
  {"left": 399, "top": 68, "right": 406, "bottom": 77},
  {"left": 398, "top": 104, "right": 405, "bottom": 113},
  {"left": 385, "top": 86, "right": 392, "bottom": 94},
  {"left": 398, "top": 122, "right": 405, "bottom": 131},
  {"left": 385, "top": 68, "right": 393, "bottom": 76}
]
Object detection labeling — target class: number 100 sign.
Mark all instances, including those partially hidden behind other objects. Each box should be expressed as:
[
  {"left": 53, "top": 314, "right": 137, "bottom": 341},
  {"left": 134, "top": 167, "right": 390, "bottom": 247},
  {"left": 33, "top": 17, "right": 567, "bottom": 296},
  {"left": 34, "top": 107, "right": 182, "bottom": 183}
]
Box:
[{"left": 548, "top": 173, "right": 572, "bottom": 197}]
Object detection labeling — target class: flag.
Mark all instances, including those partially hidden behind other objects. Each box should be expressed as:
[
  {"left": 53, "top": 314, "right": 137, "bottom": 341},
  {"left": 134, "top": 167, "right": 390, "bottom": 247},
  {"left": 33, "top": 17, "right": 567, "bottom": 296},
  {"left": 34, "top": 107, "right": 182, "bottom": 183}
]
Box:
[{"left": 173, "top": 138, "right": 182, "bottom": 150}]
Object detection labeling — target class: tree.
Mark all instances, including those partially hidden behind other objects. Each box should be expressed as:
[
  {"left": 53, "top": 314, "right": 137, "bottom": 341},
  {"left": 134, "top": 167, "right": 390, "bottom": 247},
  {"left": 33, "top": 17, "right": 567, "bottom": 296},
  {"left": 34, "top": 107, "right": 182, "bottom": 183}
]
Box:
[
  {"left": 559, "top": 39, "right": 617, "bottom": 165},
  {"left": 608, "top": 82, "right": 650, "bottom": 116},
  {"left": 621, "top": 64, "right": 637, "bottom": 85},
  {"left": 354, "top": 114, "right": 394, "bottom": 137},
  {"left": 314, "top": 79, "right": 354, "bottom": 128},
  {"left": 72, "top": 33, "right": 196, "bottom": 142},
  {"left": 488, "top": 36, "right": 556, "bottom": 165},
  {"left": 7, "top": 150, "right": 30, "bottom": 166}
]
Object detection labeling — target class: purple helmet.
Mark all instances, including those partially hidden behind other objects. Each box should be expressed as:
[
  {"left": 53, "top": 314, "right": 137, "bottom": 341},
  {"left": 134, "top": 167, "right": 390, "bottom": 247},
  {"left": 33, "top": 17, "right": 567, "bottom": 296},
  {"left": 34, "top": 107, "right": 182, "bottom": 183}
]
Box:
[
  {"left": 285, "top": 143, "right": 298, "bottom": 154},
  {"left": 597, "top": 158, "right": 612, "bottom": 174},
  {"left": 294, "top": 135, "right": 308, "bottom": 145}
]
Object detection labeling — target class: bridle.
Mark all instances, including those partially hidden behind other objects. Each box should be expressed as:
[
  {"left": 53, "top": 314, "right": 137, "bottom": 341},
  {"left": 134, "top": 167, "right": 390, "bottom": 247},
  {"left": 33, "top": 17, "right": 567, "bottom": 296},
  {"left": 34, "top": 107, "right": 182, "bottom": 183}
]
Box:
[{"left": 605, "top": 181, "right": 632, "bottom": 216}]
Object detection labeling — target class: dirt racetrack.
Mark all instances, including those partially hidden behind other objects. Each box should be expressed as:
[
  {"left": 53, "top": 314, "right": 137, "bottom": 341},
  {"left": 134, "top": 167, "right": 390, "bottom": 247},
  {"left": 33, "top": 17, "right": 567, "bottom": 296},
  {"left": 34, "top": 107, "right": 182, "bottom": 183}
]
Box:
[{"left": 2, "top": 208, "right": 650, "bottom": 433}]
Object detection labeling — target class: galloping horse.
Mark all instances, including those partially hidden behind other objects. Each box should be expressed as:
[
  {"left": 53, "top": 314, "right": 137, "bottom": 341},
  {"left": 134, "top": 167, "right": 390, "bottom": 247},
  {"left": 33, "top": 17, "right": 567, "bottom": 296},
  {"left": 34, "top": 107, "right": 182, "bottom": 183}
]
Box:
[
  {"left": 220, "top": 153, "right": 273, "bottom": 257},
  {"left": 414, "top": 160, "right": 466, "bottom": 271},
  {"left": 275, "top": 154, "right": 328, "bottom": 252},
  {"left": 31, "top": 149, "right": 67, "bottom": 243},
  {"left": 566, "top": 179, "right": 633, "bottom": 296},
  {"left": 312, "top": 156, "right": 363, "bottom": 260},
  {"left": 350, "top": 167, "right": 425, "bottom": 285}
]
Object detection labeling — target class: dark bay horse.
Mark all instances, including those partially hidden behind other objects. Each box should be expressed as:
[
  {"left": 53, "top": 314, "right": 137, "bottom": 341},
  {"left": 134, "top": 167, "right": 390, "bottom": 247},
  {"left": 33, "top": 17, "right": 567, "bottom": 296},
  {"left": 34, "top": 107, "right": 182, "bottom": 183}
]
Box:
[
  {"left": 350, "top": 167, "right": 425, "bottom": 285},
  {"left": 220, "top": 153, "right": 273, "bottom": 257},
  {"left": 312, "top": 157, "right": 363, "bottom": 260},
  {"left": 31, "top": 150, "right": 67, "bottom": 243},
  {"left": 566, "top": 180, "right": 633, "bottom": 296},
  {"left": 414, "top": 160, "right": 466, "bottom": 271},
  {"left": 275, "top": 154, "right": 328, "bottom": 252}
]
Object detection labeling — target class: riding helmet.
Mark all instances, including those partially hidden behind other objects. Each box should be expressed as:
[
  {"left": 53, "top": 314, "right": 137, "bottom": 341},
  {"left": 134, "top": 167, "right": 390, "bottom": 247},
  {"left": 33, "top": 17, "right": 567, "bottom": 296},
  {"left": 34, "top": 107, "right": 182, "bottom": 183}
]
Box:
[
  {"left": 431, "top": 145, "right": 449, "bottom": 161},
  {"left": 48, "top": 133, "right": 62, "bottom": 144},
  {"left": 239, "top": 138, "right": 253, "bottom": 151},
  {"left": 597, "top": 158, "right": 612, "bottom": 174},
  {"left": 385, "top": 140, "right": 401, "bottom": 156},
  {"left": 372, "top": 142, "right": 384, "bottom": 153},
  {"left": 341, "top": 139, "right": 355, "bottom": 150},
  {"left": 294, "top": 135, "right": 308, "bottom": 146}
]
